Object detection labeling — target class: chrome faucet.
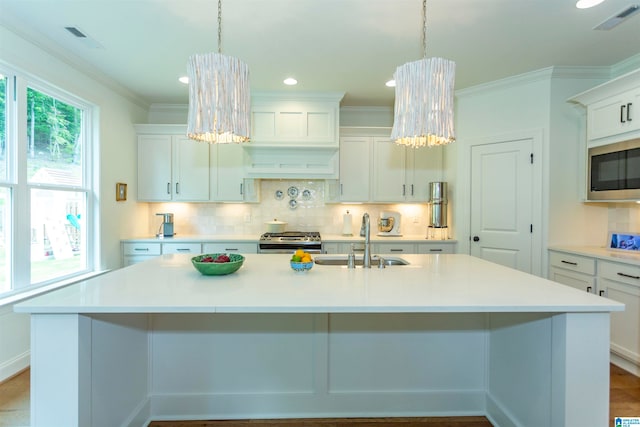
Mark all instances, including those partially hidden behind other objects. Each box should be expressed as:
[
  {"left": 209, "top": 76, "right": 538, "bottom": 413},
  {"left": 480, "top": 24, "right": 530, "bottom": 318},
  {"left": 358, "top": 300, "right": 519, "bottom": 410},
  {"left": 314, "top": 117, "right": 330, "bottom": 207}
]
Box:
[{"left": 360, "top": 213, "right": 372, "bottom": 268}]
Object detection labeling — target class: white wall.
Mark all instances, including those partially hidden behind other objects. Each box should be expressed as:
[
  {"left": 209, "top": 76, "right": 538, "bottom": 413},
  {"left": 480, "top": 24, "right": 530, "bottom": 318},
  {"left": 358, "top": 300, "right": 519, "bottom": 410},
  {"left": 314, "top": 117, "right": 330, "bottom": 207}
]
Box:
[{"left": 0, "top": 24, "right": 149, "bottom": 381}]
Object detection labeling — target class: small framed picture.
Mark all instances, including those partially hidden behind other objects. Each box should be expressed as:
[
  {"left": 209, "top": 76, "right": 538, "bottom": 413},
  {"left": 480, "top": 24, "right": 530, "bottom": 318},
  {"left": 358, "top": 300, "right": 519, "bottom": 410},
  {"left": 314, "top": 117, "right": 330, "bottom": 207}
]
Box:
[{"left": 116, "top": 182, "right": 127, "bottom": 201}]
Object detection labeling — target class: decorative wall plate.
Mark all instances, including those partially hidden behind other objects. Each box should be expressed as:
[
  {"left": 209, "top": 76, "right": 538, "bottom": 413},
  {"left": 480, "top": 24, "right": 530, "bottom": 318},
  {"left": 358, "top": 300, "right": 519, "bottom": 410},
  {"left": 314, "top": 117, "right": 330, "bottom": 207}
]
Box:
[
  {"left": 302, "top": 189, "right": 311, "bottom": 200},
  {"left": 289, "top": 199, "right": 298, "bottom": 209},
  {"left": 274, "top": 190, "right": 284, "bottom": 200},
  {"left": 287, "top": 186, "right": 299, "bottom": 199}
]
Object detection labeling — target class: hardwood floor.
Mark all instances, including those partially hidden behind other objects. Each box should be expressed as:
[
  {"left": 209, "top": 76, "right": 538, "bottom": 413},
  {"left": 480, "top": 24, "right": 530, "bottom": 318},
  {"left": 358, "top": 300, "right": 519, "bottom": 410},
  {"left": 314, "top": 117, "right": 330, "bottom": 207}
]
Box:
[{"left": 1, "top": 365, "right": 638, "bottom": 427}]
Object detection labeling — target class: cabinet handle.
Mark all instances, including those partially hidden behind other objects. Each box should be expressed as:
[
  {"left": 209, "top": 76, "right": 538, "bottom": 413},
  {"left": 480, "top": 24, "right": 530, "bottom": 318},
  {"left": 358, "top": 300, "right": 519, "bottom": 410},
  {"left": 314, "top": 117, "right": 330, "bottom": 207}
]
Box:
[
  {"left": 621, "top": 104, "right": 626, "bottom": 123},
  {"left": 240, "top": 183, "right": 244, "bottom": 195},
  {"left": 627, "top": 102, "right": 632, "bottom": 122},
  {"left": 402, "top": 184, "right": 406, "bottom": 196},
  {"left": 429, "top": 248, "right": 443, "bottom": 252},
  {"left": 134, "top": 248, "right": 149, "bottom": 252},
  {"left": 390, "top": 248, "right": 404, "bottom": 252},
  {"left": 340, "top": 183, "right": 343, "bottom": 195},
  {"left": 411, "top": 184, "right": 414, "bottom": 196},
  {"left": 167, "top": 182, "right": 171, "bottom": 194},
  {"left": 225, "top": 248, "right": 238, "bottom": 251},
  {"left": 617, "top": 272, "right": 640, "bottom": 280},
  {"left": 175, "top": 182, "right": 180, "bottom": 194},
  {"left": 176, "top": 248, "right": 191, "bottom": 252},
  {"left": 560, "top": 260, "right": 577, "bottom": 266},
  {"left": 599, "top": 290, "right": 605, "bottom": 297},
  {"left": 587, "top": 286, "right": 592, "bottom": 293}
]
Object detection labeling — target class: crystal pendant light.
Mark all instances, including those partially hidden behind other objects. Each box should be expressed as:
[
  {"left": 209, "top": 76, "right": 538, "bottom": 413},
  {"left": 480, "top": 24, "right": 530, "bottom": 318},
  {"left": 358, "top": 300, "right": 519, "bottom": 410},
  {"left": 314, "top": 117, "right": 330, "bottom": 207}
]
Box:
[
  {"left": 391, "top": 0, "right": 456, "bottom": 148},
  {"left": 187, "top": 0, "right": 250, "bottom": 143}
]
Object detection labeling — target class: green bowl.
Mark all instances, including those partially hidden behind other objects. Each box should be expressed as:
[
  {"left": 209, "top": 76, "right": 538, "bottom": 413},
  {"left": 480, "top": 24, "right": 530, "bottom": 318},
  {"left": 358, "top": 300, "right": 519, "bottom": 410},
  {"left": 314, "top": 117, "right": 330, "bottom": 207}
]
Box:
[{"left": 191, "top": 253, "right": 245, "bottom": 276}]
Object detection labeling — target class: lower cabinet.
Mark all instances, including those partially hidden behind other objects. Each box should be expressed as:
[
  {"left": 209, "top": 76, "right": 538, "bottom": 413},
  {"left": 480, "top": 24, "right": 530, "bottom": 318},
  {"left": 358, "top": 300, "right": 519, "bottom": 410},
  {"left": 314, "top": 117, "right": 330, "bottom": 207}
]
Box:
[
  {"left": 548, "top": 250, "right": 597, "bottom": 293},
  {"left": 322, "top": 241, "right": 456, "bottom": 254},
  {"left": 162, "top": 243, "right": 202, "bottom": 254},
  {"left": 122, "top": 242, "right": 161, "bottom": 266},
  {"left": 203, "top": 243, "right": 258, "bottom": 254},
  {"left": 598, "top": 259, "right": 640, "bottom": 368},
  {"left": 548, "top": 249, "right": 640, "bottom": 372}
]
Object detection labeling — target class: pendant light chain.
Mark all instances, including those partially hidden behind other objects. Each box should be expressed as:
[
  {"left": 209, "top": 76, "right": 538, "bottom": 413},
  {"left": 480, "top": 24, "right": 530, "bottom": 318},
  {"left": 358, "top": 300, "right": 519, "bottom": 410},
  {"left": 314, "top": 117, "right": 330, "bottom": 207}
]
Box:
[
  {"left": 422, "top": 0, "right": 427, "bottom": 59},
  {"left": 217, "top": 0, "right": 222, "bottom": 54}
]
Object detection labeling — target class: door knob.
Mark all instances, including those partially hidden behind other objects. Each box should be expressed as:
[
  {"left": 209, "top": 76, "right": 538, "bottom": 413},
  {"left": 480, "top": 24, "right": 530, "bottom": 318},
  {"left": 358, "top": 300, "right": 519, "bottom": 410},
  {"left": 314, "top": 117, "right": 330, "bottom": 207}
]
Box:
[{"left": 472, "top": 236, "right": 480, "bottom": 242}]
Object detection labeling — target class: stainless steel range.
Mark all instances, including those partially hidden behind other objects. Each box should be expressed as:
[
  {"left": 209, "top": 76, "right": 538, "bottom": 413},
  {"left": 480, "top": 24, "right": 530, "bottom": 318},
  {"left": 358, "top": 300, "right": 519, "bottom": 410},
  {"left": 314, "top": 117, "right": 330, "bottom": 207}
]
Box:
[{"left": 258, "top": 231, "right": 322, "bottom": 254}]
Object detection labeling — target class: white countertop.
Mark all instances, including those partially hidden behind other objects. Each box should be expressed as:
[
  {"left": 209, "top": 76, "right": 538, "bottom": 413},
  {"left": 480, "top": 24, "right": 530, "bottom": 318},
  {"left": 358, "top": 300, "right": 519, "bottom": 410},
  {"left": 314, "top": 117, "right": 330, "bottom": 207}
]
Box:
[
  {"left": 549, "top": 245, "right": 640, "bottom": 267},
  {"left": 15, "top": 254, "right": 622, "bottom": 314},
  {"left": 121, "top": 234, "right": 456, "bottom": 244}
]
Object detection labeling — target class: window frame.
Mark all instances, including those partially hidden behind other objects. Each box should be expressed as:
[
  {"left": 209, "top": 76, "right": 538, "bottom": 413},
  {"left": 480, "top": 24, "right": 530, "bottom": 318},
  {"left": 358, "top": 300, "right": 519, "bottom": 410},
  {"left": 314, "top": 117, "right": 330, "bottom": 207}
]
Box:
[{"left": 0, "top": 62, "right": 98, "bottom": 296}]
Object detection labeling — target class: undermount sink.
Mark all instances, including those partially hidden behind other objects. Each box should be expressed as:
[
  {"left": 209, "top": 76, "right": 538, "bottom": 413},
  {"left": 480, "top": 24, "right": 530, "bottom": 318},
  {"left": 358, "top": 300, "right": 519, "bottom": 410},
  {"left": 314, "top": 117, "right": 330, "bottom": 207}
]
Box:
[{"left": 314, "top": 256, "right": 410, "bottom": 266}]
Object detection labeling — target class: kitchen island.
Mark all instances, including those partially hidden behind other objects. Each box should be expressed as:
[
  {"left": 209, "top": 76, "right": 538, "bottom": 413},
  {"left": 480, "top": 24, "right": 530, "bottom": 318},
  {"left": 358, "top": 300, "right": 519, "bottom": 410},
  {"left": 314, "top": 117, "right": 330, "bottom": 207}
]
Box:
[{"left": 15, "top": 253, "right": 623, "bottom": 427}]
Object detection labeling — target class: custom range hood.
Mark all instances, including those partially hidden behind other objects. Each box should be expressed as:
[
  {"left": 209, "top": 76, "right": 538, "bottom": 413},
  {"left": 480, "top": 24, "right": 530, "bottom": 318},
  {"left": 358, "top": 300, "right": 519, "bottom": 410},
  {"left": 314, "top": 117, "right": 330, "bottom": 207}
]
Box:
[{"left": 242, "top": 92, "right": 344, "bottom": 179}]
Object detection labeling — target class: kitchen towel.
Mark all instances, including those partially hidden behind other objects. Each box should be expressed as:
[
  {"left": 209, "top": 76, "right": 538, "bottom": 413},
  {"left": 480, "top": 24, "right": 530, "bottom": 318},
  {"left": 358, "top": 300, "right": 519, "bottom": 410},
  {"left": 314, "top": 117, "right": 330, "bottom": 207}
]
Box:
[{"left": 342, "top": 211, "right": 353, "bottom": 236}]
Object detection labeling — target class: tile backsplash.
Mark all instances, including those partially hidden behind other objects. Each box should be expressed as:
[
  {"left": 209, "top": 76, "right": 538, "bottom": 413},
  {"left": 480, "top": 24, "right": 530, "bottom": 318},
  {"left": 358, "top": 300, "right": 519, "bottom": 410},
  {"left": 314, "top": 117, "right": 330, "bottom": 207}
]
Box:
[
  {"left": 607, "top": 203, "right": 640, "bottom": 234},
  {"left": 145, "top": 179, "right": 448, "bottom": 238}
]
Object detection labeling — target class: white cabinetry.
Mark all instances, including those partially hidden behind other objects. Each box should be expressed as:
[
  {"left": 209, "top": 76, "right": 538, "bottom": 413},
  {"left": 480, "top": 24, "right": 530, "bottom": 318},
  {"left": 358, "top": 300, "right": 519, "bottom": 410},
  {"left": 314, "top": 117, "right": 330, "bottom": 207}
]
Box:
[
  {"left": 372, "top": 138, "right": 442, "bottom": 202},
  {"left": 210, "top": 144, "right": 258, "bottom": 202},
  {"left": 202, "top": 242, "right": 258, "bottom": 254},
  {"left": 245, "top": 92, "right": 344, "bottom": 179},
  {"left": 161, "top": 243, "right": 202, "bottom": 255},
  {"left": 570, "top": 68, "right": 640, "bottom": 145},
  {"left": 587, "top": 87, "right": 640, "bottom": 141},
  {"left": 373, "top": 242, "right": 416, "bottom": 254},
  {"left": 335, "top": 136, "right": 371, "bottom": 202},
  {"left": 122, "top": 242, "right": 161, "bottom": 266},
  {"left": 598, "top": 259, "right": 640, "bottom": 368},
  {"left": 137, "top": 129, "right": 209, "bottom": 202},
  {"left": 417, "top": 242, "right": 456, "bottom": 254},
  {"left": 548, "top": 250, "right": 597, "bottom": 293}
]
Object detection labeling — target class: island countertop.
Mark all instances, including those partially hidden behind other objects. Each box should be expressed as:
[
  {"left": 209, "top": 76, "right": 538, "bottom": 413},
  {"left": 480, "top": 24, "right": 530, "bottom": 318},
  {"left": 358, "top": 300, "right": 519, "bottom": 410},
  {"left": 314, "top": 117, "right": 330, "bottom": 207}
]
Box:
[{"left": 15, "top": 254, "right": 623, "bottom": 314}]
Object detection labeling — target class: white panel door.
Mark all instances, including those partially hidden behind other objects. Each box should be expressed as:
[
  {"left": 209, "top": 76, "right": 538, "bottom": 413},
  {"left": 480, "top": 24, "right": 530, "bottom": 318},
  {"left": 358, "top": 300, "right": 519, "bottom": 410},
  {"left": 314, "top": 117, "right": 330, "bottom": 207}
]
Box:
[{"left": 470, "top": 139, "right": 533, "bottom": 273}]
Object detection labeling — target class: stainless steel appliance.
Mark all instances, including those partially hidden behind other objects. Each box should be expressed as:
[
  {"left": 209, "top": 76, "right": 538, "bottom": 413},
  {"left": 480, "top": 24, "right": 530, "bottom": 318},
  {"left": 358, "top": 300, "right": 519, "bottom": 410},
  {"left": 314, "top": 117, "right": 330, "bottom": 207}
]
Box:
[
  {"left": 258, "top": 231, "right": 322, "bottom": 254},
  {"left": 156, "top": 213, "right": 174, "bottom": 237},
  {"left": 427, "top": 182, "right": 448, "bottom": 240},
  {"left": 377, "top": 211, "right": 402, "bottom": 236},
  {"left": 588, "top": 138, "right": 640, "bottom": 200}
]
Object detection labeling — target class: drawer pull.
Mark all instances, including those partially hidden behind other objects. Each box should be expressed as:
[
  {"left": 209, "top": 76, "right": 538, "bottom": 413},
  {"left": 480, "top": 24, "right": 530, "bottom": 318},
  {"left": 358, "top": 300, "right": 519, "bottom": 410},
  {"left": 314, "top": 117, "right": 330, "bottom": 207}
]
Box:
[
  {"left": 599, "top": 290, "right": 605, "bottom": 297},
  {"left": 617, "top": 272, "right": 640, "bottom": 280},
  {"left": 429, "top": 248, "right": 443, "bottom": 252},
  {"left": 134, "top": 248, "right": 150, "bottom": 252},
  {"left": 587, "top": 286, "right": 592, "bottom": 293},
  {"left": 390, "top": 249, "right": 404, "bottom": 252},
  {"left": 225, "top": 248, "right": 238, "bottom": 251},
  {"left": 176, "top": 248, "right": 191, "bottom": 252},
  {"left": 561, "top": 260, "right": 577, "bottom": 266}
]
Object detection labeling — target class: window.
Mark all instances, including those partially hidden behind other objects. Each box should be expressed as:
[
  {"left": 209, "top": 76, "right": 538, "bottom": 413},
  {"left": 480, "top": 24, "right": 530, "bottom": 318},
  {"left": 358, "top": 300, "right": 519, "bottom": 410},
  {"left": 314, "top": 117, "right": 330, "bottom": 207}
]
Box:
[{"left": 0, "top": 65, "right": 96, "bottom": 297}]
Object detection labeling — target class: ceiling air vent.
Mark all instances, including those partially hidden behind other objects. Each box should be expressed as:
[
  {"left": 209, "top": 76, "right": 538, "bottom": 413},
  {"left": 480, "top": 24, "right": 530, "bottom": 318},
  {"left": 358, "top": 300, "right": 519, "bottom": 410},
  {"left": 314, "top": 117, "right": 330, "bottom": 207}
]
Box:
[
  {"left": 593, "top": 4, "right": 640, "bottom": 30},
  {"left": 63, "top": 26, "right": 103, "bottom": 48}
]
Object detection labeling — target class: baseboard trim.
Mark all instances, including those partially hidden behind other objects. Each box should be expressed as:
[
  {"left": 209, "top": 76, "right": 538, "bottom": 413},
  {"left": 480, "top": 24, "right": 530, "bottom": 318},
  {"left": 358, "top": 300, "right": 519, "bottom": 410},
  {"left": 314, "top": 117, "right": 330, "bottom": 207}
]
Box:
[
  {"left": 0, "top": 350, "right": 30, "bottom": 383},
  {"left": 611, "top": 352, "right": 640, "bottom": 377}
]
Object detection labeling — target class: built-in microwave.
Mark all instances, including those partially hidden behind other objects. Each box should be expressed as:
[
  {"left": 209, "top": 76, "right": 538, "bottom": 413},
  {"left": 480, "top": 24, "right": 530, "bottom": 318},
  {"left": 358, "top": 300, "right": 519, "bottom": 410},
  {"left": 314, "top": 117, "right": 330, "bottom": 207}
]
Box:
[{"left": 588, "top": 138, "right": 640, "bottom": 201}]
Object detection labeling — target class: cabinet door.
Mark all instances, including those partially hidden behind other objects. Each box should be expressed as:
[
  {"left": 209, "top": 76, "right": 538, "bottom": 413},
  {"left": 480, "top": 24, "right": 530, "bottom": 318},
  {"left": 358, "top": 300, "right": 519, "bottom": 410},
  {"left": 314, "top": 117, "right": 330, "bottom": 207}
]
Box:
[
  {"left": 172, "top": 136, "right": 209, "bottom": 201},
  {"left": 549, "top": 266, "right": 596, "bottom": 293},
  {"left": 373, "top": 242, "right": 416, "bottom": 254},
  {"left": 211, "top": 144, "right": 246, "bottom": 201},
  {"left": 601, "top": 277, "right": 640, "bottom": 365},
  {"left": 372, "top": 137, "right": 406, "bottom": 202},
  {"left": 408, "top": 146, "right": 443, "bottom": 202},
  {"left": 588, "top": 88, "right": 640, "bottom": 140},
  {"left": 339, "top": 137, "right": 371, "bottom": 202},
  {"left": 138, "top": 135, "right": 172, "bottom": 201}
]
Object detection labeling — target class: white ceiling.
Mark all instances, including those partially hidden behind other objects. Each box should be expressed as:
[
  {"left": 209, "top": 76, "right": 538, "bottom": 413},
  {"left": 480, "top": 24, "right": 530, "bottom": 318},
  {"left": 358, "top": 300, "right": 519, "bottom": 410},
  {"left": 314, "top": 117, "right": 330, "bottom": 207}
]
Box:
[{"left": 1, "top": 0, "right": 639, "bottom": 107}]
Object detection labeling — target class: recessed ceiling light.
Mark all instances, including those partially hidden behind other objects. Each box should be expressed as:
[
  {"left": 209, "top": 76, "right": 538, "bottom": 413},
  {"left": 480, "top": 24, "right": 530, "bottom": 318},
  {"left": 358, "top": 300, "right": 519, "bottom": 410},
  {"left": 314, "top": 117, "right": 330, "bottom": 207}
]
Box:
[
  {"left": 385, "top": 79, "right": 396, "bottom": 87},
  {"left": 576, "top": 0, "right": 605, "bottom": 9},
  {"left": 179, "top": 76, "right": 189, "bottom": 84},
  {"left": 283, "top": 77, "right": 298, "bottom": 86}
]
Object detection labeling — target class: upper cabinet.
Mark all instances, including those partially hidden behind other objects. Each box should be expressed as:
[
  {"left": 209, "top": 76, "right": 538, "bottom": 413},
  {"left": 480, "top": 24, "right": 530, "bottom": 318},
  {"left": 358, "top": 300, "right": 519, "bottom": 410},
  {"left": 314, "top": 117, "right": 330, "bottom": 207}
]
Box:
[
  {"left": 244, "top": 92, "right": 344, "bottom": 179},
  {"left": 137, "top": 132, "right": 209, "bottom": 202},
  {"left": 570, "top": 69, "right": 640, "bottom": 145},
  {"left": 372, "top": 138, "right": 443, "bottom": 203},
  {"left": 135, "top": 124, "right": 258, "bottom": 203}
]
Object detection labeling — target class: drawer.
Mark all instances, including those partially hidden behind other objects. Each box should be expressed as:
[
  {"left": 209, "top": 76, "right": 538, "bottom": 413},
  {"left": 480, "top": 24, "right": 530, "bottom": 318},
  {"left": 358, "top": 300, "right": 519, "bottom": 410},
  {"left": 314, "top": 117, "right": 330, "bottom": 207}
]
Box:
[
  {"left": 549, "top": 251, "right": 596, "bottom": 275},
  {"left": 161, "top": 243, "right": 202, "bottom": 254},
  {"left": 373, "top": 243, "right": 416, "bottom": 253},
  {"left": 417, "top": 243, "right": 455, "bottom": 254},
  {"left": 599, "top": 260, "right": 640, "bottom": 288},
  {"left": 122, "top": 242, "right": 161, "bottom": 256},
  {"left": 202, "top": 242, "right": 257, "bottom": 254}
]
